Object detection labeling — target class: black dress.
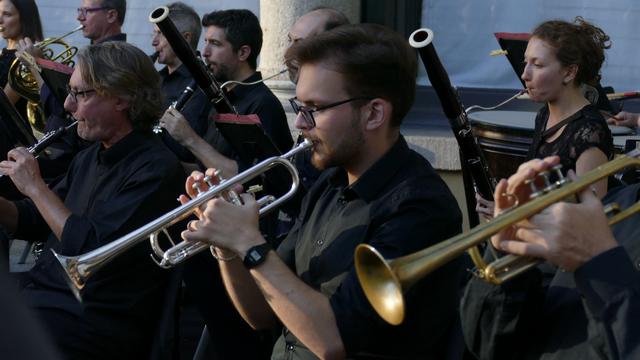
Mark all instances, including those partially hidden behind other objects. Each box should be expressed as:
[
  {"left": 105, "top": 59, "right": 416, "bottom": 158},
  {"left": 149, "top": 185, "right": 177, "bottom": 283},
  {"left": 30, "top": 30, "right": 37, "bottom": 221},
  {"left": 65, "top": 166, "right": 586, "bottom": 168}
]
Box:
[{"left": 526, "top": 104, "right": 613, "bottom": 174}]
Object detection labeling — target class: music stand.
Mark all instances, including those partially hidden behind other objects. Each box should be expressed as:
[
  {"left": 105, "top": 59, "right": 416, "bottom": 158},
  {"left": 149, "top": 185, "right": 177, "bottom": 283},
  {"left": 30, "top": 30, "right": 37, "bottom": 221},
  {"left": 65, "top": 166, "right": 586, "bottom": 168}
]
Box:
[
  {"left": 37, "top": 58, "right": 73, "bottom": 105},
  {"left": 214, "top": 113, "right": 291, "bottom": 196}
]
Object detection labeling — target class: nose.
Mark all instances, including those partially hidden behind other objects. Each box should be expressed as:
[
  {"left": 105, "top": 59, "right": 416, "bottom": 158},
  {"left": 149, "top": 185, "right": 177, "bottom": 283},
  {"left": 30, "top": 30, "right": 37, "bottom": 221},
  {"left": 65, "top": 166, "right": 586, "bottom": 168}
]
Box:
[
  {"left": 521, "top": 64, "right": 530, "bottom": 82},
  {"left": 63, "top": 93, "right": 76, "bottom": 113},
  {"left": 294, "top": 112, "right": 311, "bottom": 131}
]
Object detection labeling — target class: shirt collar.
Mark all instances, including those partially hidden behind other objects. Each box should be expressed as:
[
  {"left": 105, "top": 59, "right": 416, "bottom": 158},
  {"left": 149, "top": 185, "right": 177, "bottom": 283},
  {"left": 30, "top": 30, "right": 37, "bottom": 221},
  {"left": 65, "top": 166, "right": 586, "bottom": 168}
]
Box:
[
  {"left": 93, "top": 32, "right": 127, "bottom": 45},
  {"left": 159, "top": 63, "right": 191, "bottom": 80},
  {"left": 98, "top": 130, "right": 147, "bottom": 165},
  {"left": 227, "top": 72, "right": 262, "bottom": 100},
  {"left": 328, "top": 135, "right": 410, "bottom": 203}
]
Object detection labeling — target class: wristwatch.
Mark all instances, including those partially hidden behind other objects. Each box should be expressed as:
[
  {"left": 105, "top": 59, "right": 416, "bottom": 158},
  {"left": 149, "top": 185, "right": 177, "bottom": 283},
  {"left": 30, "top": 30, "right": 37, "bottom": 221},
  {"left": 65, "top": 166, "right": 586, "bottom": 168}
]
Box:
[{"left": 243, "top": 243, "right": 272, "bottom": 269}]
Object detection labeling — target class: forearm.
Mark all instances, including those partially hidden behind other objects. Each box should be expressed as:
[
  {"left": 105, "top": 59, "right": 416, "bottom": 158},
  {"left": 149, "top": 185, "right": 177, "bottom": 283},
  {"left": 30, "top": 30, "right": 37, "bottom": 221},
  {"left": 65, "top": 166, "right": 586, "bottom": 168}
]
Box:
[
  {"left": 250, "top": 251, "right": 346, "bottom": 359},
  {"left": 0, "top": 197, "right": 18, "bottom": 233},
  {"left": 183, "top": 135, "right": 238, "bottom": 178},
  {"left": 28, "top": 185, "right": 70, "bottom": 240},
  {"left": 216, "top": 247, "right": 278, "bottom": 329},
  {"left": 3, "top": 84, "right": 21, "bottom": 105}
]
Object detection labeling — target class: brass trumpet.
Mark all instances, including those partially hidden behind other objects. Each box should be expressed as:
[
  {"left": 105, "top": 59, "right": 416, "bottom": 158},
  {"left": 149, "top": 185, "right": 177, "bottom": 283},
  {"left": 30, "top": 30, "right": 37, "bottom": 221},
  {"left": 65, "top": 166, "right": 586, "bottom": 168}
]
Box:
[
  {"left": 52, "top": 139, "right": 312, "bottom": 302},
  {"left": 355, "top": 149, "right": 640, "bottom": 325}
]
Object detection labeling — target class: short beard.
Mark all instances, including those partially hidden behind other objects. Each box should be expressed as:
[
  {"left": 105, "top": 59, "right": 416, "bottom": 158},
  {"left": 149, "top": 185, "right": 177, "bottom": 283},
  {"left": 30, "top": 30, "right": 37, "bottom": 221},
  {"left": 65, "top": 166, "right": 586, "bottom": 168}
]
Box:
[{"left": 312, "top": 111, "right": 364, "bottom": 170}]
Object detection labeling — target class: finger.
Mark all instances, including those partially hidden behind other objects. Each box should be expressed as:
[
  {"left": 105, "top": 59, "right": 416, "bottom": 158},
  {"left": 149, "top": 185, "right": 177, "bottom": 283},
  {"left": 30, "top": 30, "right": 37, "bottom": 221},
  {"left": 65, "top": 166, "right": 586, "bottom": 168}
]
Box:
[
  {"left": 493, "top": 179, "right": 509, "bottom": 209},
  {"left": 498, "top": 239, "right": 547, "bottom": 259}
]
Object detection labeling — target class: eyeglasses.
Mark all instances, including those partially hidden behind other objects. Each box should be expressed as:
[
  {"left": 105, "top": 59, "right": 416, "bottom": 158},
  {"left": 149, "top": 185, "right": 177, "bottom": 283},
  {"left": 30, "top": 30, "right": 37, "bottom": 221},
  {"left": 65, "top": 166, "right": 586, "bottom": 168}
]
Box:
[
  {"left": 77, "top": 6, "right": 108, "bottom": 17},
  {"left": 288, "top": 96, "right": 373, "bottom": 128},
  {"left": 67, "top": 85, "right": 96, "bottom": 102}
]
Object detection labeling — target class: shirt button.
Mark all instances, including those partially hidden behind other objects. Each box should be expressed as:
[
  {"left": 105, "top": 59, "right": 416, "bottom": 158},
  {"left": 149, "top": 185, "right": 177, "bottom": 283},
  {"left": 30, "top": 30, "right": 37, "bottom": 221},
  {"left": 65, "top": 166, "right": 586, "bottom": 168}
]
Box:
[
  {"left": 287, "top": 344, "right": 295, "bottom": 351},
  {"left": 317, "top": 239, "right": 324, "bottom": 246}
]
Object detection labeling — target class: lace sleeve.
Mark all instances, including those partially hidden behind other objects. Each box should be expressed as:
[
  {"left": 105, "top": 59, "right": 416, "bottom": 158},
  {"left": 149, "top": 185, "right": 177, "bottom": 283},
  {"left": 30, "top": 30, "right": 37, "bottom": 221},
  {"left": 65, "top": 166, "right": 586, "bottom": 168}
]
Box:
[{"left": 568, "top": 118, "right": 613, "bottom": 161}]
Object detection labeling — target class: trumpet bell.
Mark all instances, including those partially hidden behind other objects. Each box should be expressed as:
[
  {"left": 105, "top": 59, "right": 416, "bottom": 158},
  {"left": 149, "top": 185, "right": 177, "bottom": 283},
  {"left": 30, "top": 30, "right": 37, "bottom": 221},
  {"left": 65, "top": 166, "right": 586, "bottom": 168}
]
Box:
[
  {"left": 51, "top": 251, "right": 84, "bottom": 302},
  {"left": 355, "top": 244, "right": 404, "bottom": 325}
]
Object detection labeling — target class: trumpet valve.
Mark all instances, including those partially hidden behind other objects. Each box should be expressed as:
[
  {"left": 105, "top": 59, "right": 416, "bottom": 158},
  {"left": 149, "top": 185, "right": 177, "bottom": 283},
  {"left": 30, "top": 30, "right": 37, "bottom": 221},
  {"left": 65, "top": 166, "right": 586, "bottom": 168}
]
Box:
[
  {"left": 552, "top": 165, "right": 569, "bottom": 187},
  {"left": 525, "top": 178, "right": 544, "bottom": 199}
]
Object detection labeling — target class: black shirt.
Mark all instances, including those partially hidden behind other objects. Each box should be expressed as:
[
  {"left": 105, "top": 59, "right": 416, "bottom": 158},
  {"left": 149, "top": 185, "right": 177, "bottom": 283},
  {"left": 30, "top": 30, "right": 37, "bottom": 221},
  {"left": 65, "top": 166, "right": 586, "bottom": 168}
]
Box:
[
  {"left": 159, "top": 64, "right": 211, "bottom": 162},
  {"left": 13, "top": 130, "right": 185, "bottom": 357},
  {"left": 460, "top": 184, "right": 640, "bottom": 360},
  {"left": 273, "top": 136, "right": 464, "bottom": 359}
]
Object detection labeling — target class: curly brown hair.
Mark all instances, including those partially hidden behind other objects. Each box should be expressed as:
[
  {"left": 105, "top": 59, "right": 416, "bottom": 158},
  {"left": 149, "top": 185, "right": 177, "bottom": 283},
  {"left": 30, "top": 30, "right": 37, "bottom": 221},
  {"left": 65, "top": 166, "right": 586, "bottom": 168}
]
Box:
[{"left": 532, "top": 16, "right": 611, "bottom": 86}]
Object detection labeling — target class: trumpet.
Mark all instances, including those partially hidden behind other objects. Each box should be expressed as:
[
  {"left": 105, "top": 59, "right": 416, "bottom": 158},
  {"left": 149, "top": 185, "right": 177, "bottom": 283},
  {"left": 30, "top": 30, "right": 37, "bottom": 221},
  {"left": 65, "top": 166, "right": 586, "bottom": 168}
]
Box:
[
  {"left": 52, "top": 139, "right": 313, "bottom": 302},
  {"left": 355, "top": 149, "right": 640, "bottom": 325}
]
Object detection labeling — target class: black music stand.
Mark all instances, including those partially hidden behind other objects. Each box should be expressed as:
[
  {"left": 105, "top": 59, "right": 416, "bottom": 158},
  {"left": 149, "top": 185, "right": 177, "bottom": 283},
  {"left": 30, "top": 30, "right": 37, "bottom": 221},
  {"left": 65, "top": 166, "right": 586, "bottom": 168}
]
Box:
[
  {"left": 37, "top": 58, "right": 72, "bottom": 104},
  {"left": 214, "top": 113, "right": 291, "bottom": 197},
  {"left": 494, "top": 32, "right": 530, "bottom": 88}
]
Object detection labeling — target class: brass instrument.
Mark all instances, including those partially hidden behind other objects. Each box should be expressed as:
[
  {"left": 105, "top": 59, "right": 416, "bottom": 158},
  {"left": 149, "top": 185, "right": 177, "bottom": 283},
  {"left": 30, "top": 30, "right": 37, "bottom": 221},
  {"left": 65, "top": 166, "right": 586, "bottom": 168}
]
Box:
[
  {"left": 355, "top": 150, "right": 640, "bottom": 325},
  {"left": 8, "top": 25, "right": 84, "bottom": 132},
  {"left": 52, "top": 139, "right": 313, "bottom": 302}
]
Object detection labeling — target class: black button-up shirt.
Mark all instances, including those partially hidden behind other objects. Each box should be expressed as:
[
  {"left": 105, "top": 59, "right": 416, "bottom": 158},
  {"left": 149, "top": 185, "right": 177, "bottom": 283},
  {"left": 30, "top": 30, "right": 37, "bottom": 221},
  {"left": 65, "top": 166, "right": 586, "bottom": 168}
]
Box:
[
  {"left": 159, "top": 64, "right": 211, "bottom": 162},
  {"left": 273, "top": 136, "right": 464, "bottom": 359},
  {"left": 461, "top": 183, "right": 640, "bottom": 360},
  {"left": 13, "top": 130, "right": 185, "bottom": 354}
]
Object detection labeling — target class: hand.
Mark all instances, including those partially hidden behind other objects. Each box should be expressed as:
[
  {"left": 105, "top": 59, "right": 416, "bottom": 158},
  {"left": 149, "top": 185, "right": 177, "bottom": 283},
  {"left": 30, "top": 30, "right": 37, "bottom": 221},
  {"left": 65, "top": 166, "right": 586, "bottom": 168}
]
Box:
[
  {"left": 607, "top": 111, "right": 640, "bottom": 129},
  {"left": 181, "top": 190, "right": 263, "bottom": 257},
  {"left": 0, "top": 147, "right": 46, "bottom": 197},
  {"left": 159, "top": 107, "right": 197, "bottom": 145},
  {"left": 16, "top": 37, "right": 42, "bottom": 64},
  {"left": 475, "top": 193, "right": 495, "bottom": 221},
  {"left": 498, "top": 171, "right": 617, "bottom": 271},
  {"left": 490, "top": 156, "right": 561, "bottom": 249}
]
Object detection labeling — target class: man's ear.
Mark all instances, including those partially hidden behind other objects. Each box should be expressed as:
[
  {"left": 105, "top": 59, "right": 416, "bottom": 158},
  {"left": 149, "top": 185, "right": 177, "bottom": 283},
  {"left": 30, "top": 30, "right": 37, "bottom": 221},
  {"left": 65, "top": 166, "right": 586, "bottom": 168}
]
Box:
[
  {"left": 106, "top": 9, "right": 118, "bottom": 25},
  {"left": 113, "top": 97, "right": 130, "bottom": 112},
  {"left": 237, "top": 45, "right": 252, "bottom": 62},
  {"left": 363, "top": 98, "right": 390, "bottom": 131},
  {"left": 182, "top": 31, "right": 193, "bottom": 45}
]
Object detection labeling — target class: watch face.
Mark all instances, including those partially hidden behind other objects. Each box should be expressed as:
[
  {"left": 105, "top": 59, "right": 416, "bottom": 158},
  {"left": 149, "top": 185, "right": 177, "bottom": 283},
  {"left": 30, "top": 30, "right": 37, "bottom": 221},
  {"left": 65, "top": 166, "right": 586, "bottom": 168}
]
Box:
[
  {"left": 248, "top": 249, "right": 262, "bottom": 262},
  {"left": 244, "top": 243, "right": 271, "bottom": 268}
]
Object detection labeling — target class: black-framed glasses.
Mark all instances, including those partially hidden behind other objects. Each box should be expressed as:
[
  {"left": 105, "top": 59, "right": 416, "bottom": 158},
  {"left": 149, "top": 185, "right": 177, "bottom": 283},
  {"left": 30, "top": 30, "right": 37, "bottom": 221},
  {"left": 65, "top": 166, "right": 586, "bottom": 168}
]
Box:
[
  {"left": 66, "top": 85, "right": 96, "bottom": 103},
  {"left": 289, "top": 96, "right": 373, "bottom": 128},
  {"left": 77, "top": 6, "right": 109, "bottom": 17}
]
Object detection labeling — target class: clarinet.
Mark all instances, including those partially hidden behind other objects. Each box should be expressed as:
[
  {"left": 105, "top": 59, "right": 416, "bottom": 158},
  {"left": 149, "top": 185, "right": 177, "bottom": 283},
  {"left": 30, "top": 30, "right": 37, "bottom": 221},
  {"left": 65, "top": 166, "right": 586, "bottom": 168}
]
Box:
[
  {"left": 153, "top": 79, "right": 197, "bottom": 134},
  {"left": 150, "top": 6, "right": 236, "bottom": 114},
  {"left": 409, "top": 28, "right": 495, "bottom": 201}
]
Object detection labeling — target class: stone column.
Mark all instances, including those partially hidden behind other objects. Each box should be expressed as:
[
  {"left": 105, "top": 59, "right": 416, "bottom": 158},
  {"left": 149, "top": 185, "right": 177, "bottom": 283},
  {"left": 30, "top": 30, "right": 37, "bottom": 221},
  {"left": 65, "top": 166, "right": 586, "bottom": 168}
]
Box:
[{"left": 258, "top": 0, "right": 360, "bottom": 90}]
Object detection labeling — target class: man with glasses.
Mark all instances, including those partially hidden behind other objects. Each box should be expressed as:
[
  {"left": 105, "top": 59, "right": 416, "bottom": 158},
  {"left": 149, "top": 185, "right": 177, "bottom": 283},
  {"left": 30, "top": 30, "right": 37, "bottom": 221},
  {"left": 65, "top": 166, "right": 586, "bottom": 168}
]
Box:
[
  {"left": 181, "top": 24, "right": 464, "bottom": 359},
  {"left": 0, "top": 41, "right": 185, "bottom": 359},
  {"left": 77, "top": 0, "right": 126, "bottom": 44}
]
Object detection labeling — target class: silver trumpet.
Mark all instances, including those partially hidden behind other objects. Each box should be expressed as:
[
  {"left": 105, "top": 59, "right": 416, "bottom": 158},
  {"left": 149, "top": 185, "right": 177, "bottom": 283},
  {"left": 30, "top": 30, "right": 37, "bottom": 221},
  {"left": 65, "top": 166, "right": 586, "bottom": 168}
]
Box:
[{"left": 52, "top": 139, "right": 313, "bottom": 302}]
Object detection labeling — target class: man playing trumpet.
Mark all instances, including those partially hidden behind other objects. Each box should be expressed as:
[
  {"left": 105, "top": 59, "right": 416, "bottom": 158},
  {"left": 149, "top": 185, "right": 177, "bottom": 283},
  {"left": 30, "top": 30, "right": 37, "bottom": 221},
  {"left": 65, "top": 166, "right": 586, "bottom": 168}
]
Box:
[
  {"left": 461, "top": 156, "right": 640, "bottom": 359},
  {"left": 181, "top": 24, "right": 464, "bottom": 359}
]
